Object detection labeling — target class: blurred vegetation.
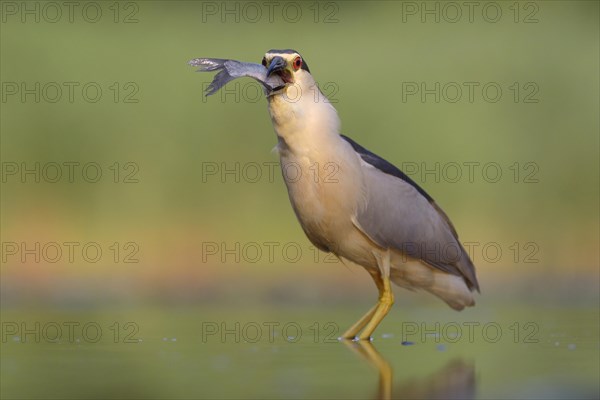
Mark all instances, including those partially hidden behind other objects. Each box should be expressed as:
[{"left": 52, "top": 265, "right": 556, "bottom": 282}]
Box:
[
  {"left": 1, "top": 2, "right": 599, "bottom": 400},
  {"left": 1, "top": 1, "right": 598, "bottom": 307}
]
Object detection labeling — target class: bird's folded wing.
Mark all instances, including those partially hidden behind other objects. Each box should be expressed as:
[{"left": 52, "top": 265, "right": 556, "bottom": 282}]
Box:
[
  {"left": 189, "top": 58, "right": 285, "bottom": 96},
  {"left": 352, "top": 161, "right": 479, "bottom": 291},
  {"left": 340, "top": 134, "right": 478, "bottom": 290}
]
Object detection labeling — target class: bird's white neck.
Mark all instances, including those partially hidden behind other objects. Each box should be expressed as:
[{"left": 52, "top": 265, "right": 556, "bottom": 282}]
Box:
[{"left": 267, "top": 77, "right": 341, "bottom": 156}]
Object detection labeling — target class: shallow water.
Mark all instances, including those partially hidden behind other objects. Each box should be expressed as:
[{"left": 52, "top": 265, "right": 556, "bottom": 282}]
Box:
[{"left": 1, "top": 305, "right": 598, "bottom": 399}]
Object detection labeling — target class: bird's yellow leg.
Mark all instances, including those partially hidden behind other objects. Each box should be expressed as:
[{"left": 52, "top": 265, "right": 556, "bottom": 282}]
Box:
[
  {"left": 341, "top": 303, "right": 379, "bottom": 339},
  {"left": 358, "top": 276, "right": 394, "bottom": 340},
  {"left": 357, "top": 250, "right": 394, "bottom": 340},
  {"left": 341, "top": 269, "right": 384, "bottom": 340}
]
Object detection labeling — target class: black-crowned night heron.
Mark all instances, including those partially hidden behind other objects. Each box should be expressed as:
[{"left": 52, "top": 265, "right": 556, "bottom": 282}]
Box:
[{"left": 190, "top": 49, "right": 480, "bottom": 341}]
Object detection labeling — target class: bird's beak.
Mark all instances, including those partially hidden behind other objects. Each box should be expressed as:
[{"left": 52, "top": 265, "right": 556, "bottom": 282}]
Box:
[{"left": 266, "top": 56, "right": 286, "bottom": 76}]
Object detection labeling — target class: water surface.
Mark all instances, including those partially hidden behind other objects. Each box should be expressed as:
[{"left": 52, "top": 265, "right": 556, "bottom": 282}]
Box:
[{"left": 1, "top": 305, "right": 598, "bottom": 399}]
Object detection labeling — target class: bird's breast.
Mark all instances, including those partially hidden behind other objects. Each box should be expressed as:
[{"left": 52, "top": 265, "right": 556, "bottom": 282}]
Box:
[
  {"left": 267, "top": 84, "right": 367, "bottom": 254},
  {"left": 277, "top": 140, "right": 366, "bottom": 251}
]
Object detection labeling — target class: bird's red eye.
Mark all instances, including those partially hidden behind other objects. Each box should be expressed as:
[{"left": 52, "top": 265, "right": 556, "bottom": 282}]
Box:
[{"left": 293, "top": 56, "right": 302, "bottom": 71}]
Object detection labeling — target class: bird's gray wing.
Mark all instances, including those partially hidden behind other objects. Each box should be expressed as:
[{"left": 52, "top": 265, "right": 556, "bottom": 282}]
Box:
[
  {"left": 189, "top": 58, "right": 285, "bottom": 96},
  {"left": 342, "top": 135, "right": 479, "bottom": 291}
]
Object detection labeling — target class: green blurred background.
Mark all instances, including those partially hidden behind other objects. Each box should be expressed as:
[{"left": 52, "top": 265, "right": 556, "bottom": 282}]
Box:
[{"left": 1, "top": 1, "right": 599, "bottom": 399}]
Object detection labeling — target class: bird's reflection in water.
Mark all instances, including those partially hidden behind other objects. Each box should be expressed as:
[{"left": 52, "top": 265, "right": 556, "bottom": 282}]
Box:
[{"left": 343, "top": 341, "right": 476, "bottom": 400}]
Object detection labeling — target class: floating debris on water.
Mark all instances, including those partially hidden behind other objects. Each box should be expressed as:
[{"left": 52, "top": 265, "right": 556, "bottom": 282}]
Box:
[
  {"left": 401, "top": 341, "right": 415, "bottom": 346},
  {"left": 381, "top": 333, "right": 394, "bottom": 339},
  {"left": 436, "top": 344, "right": 447, "bottom": 351},
  {"left": 568, "top": 344, "right": 576, "bottom": 350}
]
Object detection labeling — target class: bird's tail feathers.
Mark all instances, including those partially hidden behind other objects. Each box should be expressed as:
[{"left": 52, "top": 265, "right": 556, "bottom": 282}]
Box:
[{"left": 424, "top": 272, "right": 475, "bottom": 311}]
